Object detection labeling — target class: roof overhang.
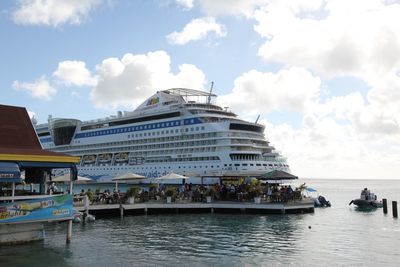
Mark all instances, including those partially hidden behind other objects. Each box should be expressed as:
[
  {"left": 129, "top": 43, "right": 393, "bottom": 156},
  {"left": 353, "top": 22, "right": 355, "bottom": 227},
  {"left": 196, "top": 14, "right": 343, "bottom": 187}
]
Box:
[{"left": 0, "top": 153, "right": 80, "bottom": 164}]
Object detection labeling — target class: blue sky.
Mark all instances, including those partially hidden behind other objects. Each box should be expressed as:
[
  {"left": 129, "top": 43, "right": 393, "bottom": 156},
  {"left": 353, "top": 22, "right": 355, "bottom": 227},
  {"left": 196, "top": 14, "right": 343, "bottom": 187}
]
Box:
[{"left": 1, "top": 0, "right": 400, "bottom": 179}]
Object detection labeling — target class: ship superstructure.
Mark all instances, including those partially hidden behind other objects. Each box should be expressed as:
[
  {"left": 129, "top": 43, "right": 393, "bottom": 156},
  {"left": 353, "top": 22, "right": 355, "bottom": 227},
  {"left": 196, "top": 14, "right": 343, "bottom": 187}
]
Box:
[{"left": 35, "top": 88, "right": 289, "bottom": 182}]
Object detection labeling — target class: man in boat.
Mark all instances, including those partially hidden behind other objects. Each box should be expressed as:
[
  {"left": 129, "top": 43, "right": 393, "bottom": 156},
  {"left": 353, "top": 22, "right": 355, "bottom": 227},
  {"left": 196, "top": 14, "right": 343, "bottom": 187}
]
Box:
[{"left": 361, "top": 188, "right": 369, "bottom": 200}]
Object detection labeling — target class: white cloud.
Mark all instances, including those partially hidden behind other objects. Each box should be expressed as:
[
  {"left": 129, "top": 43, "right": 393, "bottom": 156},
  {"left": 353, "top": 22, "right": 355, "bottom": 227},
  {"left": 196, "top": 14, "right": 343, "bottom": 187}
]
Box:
[
  {"left": 167, "top": 17, "right": 226, "bottom": 45},
  {"left": 27, "top": 111, "right": 36, "bottom": 119},
  {"left": 12, "top": 0, "right": 101, "bottom": 27},
  {"left": 71, "top": 91, "right": 80, "bottom": 97},
  {"left": 176, "top": 0, "right": 194, "bottom": 9},
  {"left": 196, "top": 0, "right": 267, "bottom": 17},
  {"left": 91, "top": 50, "right": 207, "bottom": 108},
  {"left": 223, "top": 64, "right": 400, "bottom": 179},
  {"left": 12, "top": 76, "right": 56, "bottom": 100},
  {"left": 218, "top": 67, "right": 321, "bottom": 115},
  {"left": 263, "top": 117, "right": 400, "bottom": 179},
  {"left": 53, "top": 60, "right": 97, "bottom": 86},
  {"left": 255, "top": 0, "right": 400, "bottom": 86}
]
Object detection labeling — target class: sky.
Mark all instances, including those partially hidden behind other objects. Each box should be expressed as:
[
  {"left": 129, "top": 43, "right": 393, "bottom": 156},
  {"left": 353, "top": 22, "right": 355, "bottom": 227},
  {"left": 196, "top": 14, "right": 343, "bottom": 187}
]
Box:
[{"left": 1, "top": 0, "right": 400, "bottom": 179}]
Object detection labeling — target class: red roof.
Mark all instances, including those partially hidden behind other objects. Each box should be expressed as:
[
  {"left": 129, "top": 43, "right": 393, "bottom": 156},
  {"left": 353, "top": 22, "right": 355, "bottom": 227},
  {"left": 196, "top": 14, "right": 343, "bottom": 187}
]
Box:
[{"left": 0, "top": 104, "right": 79, "bottom": 162}]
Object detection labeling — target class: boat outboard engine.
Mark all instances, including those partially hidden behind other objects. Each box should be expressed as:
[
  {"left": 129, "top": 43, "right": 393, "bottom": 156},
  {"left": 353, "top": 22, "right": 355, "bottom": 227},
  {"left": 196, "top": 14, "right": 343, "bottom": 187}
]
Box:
[{"left": 318, "top": 195, "right": 331, "bottom": 207}]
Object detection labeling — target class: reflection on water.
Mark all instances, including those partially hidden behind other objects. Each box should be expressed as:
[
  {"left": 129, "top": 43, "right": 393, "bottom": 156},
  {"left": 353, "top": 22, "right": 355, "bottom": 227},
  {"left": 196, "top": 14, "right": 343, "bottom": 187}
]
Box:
[
  {"left": 1, "top": 179, "right": 399, "bottom": 266},
  {"left": 65, "top": 214, "right": 304, "bottom": 266},
  {"left": 0, "top": 241, "right": 71, "bottom": 267}
]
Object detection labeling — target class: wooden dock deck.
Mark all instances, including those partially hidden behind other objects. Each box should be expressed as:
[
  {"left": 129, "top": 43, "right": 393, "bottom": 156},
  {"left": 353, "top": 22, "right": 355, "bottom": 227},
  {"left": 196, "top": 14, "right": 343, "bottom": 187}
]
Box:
[{"left": 75, "top": 198, "right": 315, "bottom": 216}]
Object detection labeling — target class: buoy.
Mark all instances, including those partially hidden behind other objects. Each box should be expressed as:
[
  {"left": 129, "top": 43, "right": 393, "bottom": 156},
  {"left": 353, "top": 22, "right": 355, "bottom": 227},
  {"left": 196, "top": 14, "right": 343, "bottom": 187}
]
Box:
[
  {"left": 85, "top": 214, "right": 96, "bottom": 222},
  {"left": 308, "top": 226, "right": 311, "bottom": 229},
  {"left": 73, "top": 216, "right": 81, "bottom": 223}
]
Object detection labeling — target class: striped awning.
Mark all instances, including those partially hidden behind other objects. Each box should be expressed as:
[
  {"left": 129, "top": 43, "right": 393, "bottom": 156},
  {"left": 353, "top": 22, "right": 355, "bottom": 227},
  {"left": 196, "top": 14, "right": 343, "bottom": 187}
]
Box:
[{"left": 0, "top": 162, "right": 22, "bottom": 183}]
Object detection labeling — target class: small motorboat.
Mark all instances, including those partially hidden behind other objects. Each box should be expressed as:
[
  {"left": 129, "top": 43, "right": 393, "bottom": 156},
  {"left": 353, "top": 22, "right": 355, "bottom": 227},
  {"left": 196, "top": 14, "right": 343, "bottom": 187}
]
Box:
[
  {"left": 314, "top": 195, "right": 331, "bottom": 207},
  {"left": 349, "top": 188, "right": 382, "bottom": 208}
]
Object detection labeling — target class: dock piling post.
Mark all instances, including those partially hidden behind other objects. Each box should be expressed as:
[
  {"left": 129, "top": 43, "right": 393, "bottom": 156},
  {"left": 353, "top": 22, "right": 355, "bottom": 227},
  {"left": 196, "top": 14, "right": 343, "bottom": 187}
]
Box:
[
  {"left": 84, "top": 195, "right": 90, "bottom": 217},
  {"left": 66, "top": 220, "right": 72, "bottom": 244},
  {"left": 119, "top": 204, "right": 124, "bottom": 219},
  {"left": 383, "top": 199, "right": 387, "bottom": 214},
  {"left": 393, "top": 201, "right": 398, "bottom": 218},
  {"left": 82, "top": 195, "right": 89, "bottom": 223}
]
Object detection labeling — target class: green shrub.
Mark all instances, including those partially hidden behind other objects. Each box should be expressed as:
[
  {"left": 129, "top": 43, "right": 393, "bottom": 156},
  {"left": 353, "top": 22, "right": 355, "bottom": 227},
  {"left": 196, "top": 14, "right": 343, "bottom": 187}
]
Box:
[
  {"left": 206, "top": 187, "right": 216, "bottom": 197},
  {"left": 165, "top": 187, "right": 176, "bottom": 198},
  {"left": 126, "top": 186, "right": 140, "bottom": 198}
]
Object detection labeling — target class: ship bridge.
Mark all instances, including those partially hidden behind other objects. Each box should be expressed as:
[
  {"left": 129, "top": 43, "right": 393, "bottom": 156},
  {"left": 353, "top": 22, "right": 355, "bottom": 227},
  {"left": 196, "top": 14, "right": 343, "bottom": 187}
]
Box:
[
  {"left": 49, "top": 118, "right": 81, "bottom": 146},
  {"left": 133, "top": 88, "right": 217, "bottom": 114}
]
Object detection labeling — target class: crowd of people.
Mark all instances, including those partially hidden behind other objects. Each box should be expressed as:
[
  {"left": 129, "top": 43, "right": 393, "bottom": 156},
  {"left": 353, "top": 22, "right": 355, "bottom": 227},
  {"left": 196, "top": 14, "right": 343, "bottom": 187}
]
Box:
[{"left": 75, "top": 182, "right": 303, "bottom": 205}]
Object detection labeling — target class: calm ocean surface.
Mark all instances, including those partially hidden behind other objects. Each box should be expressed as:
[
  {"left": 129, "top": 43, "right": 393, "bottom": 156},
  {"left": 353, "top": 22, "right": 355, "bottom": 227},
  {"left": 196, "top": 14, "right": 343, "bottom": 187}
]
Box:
[{"left": 1, "top": 179, "right": 399, "bottom": 266}]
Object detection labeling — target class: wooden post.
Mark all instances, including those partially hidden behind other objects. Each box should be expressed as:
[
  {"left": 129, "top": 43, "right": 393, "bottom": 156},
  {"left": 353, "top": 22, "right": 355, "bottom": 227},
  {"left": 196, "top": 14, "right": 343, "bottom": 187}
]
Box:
[
  {"left": 69, "top": 180, "right": 73, "bottom": 195},
  {"left": 66, "top": 220, "right": 72, "bottom": 244},
  {"left": 383, "top": 199, "right": 387, "bottom": 214},
  {"left": 119, "top": 204, "right": 124, "bottom": 218},
  {"left": 11, "top": 182, "right": 15, "bottom": 202},
  {"left": 84, "top": 195, "right": 89, "bottom": 217},
  {"left": 393, "top": 201, "right": 398, "bottom": 218}
]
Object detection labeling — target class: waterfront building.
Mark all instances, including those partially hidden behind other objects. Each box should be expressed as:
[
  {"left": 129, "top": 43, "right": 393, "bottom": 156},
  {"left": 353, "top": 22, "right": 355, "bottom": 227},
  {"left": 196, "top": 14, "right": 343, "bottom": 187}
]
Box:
[{"left": 0, "top": 104, "right": 80, "bottom": 245}]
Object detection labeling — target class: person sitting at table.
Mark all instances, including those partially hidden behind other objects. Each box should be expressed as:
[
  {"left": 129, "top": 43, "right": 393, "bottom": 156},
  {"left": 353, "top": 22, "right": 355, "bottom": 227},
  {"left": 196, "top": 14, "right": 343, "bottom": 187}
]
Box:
[
  {"left": 229, "top": 184, "right": 236, "bottom": 200},
  {"left": 48, "top": 182, "right": 58, "bottom": 195}
]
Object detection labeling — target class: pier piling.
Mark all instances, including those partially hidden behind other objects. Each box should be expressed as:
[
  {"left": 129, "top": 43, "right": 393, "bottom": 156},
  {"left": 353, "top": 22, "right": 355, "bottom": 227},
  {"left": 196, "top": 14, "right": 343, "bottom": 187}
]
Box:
[
  {"left": 84, "top": 195, "right": 90, "bottom": 217},
  {"left": 393, "top": 201, "right": 398, "bottom": 218},
  {"left": 66, "top": 220, "right": 72, "bottom": 244},
  {"left": 119, "top": 204, "right": 124, "bottom": 219},
  {"left": 383, "top": 199, "right": 388, "bottom": 214}
]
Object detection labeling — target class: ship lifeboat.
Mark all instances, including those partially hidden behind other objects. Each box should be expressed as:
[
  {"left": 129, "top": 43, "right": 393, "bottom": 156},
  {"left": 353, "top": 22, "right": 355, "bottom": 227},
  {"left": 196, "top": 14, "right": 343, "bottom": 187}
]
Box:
[
  {"left": 115, "top": 152, "right": 129, "bottom": 163},
  {"left": 98, "top": 153, "right": 112, "bottom": 163},
  {"left": 82, "top": 155, "right": 96, "bottom": 164}
]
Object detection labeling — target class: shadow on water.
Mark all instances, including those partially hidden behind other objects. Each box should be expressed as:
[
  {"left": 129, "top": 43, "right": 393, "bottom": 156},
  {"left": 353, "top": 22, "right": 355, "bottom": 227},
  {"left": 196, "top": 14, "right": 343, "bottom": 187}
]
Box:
[
  {"left": 354, "top": 206, "right": 381, "bottom": 213},
  {"left": 0, "top": 241, "right": 71, "bottom": 267}
]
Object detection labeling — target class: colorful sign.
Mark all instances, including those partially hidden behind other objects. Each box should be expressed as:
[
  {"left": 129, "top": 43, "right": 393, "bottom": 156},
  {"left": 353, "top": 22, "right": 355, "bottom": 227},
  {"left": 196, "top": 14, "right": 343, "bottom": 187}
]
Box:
[
  {"left": 0, "top": 195, "right": 74, "bottom": 223},
  {"left": 146, "top": 97, "right": 159, "bottom": 106}
]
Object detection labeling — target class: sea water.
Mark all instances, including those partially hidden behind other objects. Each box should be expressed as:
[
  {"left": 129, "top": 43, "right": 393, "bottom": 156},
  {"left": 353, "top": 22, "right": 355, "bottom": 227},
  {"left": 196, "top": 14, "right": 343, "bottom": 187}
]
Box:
[{"left": 1, "top": 179, "right": 399, "bottom": 266}]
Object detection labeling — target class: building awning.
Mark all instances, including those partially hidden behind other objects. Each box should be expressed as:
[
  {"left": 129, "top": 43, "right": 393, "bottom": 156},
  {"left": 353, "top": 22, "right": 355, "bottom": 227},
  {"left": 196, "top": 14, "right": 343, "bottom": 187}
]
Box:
[
  {"left": 0, "top": 161, "right": 22, "bottom": 183},
  {"left": 259, "top": 170, "right": 298, "bottom": 180}
]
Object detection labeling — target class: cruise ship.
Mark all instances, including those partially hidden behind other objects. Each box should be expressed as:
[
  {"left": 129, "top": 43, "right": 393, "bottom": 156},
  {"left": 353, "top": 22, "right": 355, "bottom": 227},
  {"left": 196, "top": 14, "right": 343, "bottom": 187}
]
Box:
[{"left": 35, "top": 88, "right": 290, "bottom": 183}]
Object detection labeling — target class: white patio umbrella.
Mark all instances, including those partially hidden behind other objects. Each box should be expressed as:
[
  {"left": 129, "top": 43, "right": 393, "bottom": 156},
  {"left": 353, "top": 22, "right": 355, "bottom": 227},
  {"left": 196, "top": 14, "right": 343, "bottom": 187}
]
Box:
[
  {"left": 112, "top": 172, "right": 146, "bottom": 191},
  {"left": 155, "top": 172, "right": 189, "bottom": 184}
]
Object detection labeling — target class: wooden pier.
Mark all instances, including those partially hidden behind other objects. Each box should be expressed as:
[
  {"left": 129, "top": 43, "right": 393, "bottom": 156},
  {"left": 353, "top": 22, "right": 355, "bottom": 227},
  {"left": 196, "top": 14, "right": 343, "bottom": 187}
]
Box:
[{"left": 75, "top": 198, "right": 315, "bottom": 216}]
